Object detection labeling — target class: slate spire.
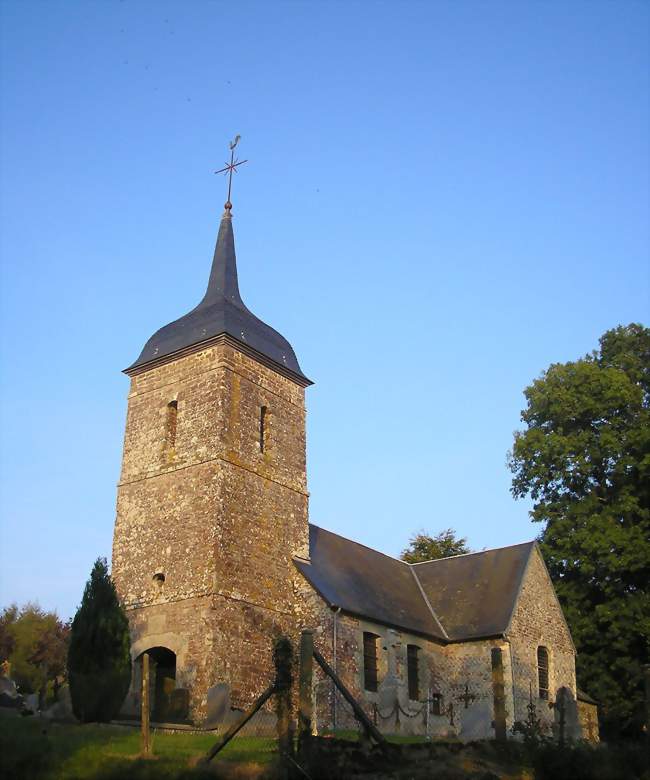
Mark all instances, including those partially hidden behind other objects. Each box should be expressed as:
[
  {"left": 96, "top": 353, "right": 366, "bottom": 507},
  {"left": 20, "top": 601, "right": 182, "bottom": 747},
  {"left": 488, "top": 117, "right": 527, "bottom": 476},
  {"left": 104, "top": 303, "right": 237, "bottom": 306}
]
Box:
[
  {"left": 126, "top": 204, "right": 310, "bottom": 385},
  {"left": 200, "top": 205, "right": 241, "bottom": 308}
]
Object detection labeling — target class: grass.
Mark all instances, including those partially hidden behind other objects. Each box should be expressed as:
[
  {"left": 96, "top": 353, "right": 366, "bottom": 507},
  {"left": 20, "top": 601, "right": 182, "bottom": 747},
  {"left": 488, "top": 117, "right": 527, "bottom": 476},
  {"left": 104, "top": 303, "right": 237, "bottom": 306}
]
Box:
[
  {"left": 0, "top": 713, "right": 276, "bottom": 780},
  {"left": 321, "top": 728, "right": 454, "bottom": 744}
]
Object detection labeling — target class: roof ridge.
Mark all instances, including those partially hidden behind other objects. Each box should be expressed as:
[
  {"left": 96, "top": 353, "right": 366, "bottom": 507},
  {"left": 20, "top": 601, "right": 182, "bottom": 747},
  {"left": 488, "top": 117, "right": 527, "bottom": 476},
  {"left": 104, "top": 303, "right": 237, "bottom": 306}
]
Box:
[
  {"left": 308, "top": 523, "right": 411, "bottom": 568},
  {"left": 409, "top": 539, "right": 536, "bottom": 566}
]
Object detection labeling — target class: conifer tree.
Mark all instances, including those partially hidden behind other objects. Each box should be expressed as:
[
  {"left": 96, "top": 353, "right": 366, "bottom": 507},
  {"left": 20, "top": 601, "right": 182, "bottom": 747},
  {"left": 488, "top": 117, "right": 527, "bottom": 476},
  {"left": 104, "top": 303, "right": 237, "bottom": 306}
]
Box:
[{"left": 67, "top": 558, "right": 131, "bottom": 722}]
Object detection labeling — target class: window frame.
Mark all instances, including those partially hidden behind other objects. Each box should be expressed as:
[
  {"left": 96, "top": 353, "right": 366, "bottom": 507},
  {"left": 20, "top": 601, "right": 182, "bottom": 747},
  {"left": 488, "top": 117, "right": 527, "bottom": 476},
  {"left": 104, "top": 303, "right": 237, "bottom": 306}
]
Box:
[
  {"left": 259, "top": 405, "right": 267, "bottom": 453},
  {"left": 165, "top": 400, "right": 178, "bottom": 449},
  {"left": 406, "top": 644, "right": 420, "bottom": 701},
  {"left": 537, "top": 646, "right": 549, "bottom": 700},
  {"left": 429, "top": 692, "right": 443, "bottom": 716},
  {"left": 362, "top": 632, "right": 379, "bottom": 693}
]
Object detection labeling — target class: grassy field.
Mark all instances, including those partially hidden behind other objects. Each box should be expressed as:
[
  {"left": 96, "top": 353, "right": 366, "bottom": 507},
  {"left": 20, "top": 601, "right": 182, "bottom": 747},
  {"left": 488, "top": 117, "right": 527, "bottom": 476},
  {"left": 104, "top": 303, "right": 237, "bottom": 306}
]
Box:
[
  {"left": 3, "top": 712, "right": 648, "bottom": 780},
  {"left": 0, "top": 713, "right": 276, "bottom": 780}
]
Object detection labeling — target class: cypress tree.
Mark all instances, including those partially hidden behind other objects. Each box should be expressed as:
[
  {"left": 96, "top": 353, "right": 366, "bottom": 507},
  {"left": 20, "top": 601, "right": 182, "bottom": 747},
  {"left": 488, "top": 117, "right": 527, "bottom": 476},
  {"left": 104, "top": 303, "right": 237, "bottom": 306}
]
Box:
[{"left": 67, "top": 557, "right": 131, "bottom": 722}]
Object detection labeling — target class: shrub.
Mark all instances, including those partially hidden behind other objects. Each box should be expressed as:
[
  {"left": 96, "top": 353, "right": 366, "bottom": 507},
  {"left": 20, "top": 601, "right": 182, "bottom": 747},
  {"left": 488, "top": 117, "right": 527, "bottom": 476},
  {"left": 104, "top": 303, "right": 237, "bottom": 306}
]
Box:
[{"left": 68, "top": 558, "right": 131, "bottom": 722}]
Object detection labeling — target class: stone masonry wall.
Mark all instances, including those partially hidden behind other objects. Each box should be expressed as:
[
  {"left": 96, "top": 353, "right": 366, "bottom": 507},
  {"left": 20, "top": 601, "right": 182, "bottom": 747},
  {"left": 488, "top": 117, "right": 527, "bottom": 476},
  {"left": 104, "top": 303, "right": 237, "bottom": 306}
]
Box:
[
  {"left": 293, "top": 570, "right": 515, "bottom": 741},
  {"left": 508, "top": 547, "right": 578, "bottom": 739},
  {"left": 112, "top": 341, "right": 309, "bottom": 721},
  {"left": 293, "top": 546, "right": 579, "bottom": 742}
]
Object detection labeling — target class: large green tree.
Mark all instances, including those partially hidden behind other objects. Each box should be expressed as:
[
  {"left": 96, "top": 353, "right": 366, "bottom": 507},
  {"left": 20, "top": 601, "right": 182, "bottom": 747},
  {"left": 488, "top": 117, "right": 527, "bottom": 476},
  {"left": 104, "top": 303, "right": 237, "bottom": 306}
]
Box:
[
  {"left": 508, "top": 323, "right": 650, "bottom": 739},
  {"left": 400, "top": 528, "right": 470, "bottom": 563},
  {"left": 67, "top": 558, "right": 131, "bottom": 723},
  {"left": 0, "top": 603, "right": 69, "bottom": 706}
]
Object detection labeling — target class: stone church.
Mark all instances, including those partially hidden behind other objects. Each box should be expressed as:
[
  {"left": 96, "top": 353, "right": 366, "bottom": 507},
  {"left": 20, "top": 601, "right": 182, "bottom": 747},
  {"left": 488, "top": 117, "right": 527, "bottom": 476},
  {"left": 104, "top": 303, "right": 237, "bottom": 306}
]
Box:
[{"left": 111, "top": 197, "right": 597, "bottom": 741}]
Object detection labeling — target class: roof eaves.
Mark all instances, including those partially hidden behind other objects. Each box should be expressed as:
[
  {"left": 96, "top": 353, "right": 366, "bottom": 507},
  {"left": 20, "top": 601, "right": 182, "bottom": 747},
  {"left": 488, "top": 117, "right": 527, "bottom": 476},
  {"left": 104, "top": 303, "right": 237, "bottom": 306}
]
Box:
[{"left": 125, "top": 332, "right": 313, "bottom": 386}]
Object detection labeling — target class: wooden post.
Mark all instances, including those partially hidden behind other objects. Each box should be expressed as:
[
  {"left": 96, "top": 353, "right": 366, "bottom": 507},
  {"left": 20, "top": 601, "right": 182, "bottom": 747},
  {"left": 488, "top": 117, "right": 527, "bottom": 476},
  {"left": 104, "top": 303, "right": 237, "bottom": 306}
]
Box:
[
  {"left": 643, "top": 664, "right": 650, "bottom": 742},
  {"left": 202, "top": 683, "right": 276, "bottom": 764},
  {"left": 298, "top": 630, "right": 314, "bottom": 755},
  {"left": 491, "top": 647, "right": 507, "bottom": 742},
  {"left": 557, "top": 689, "right": 566, "bottom": 747},
  {"left": 313, "top": 648, "right": 387, "bottom": 747},
  {"left": 274, "top": 637, "right": 294, "bottom": 779},
  {"left": 141, "top": 651, "right": 151, "bottom": 757}
]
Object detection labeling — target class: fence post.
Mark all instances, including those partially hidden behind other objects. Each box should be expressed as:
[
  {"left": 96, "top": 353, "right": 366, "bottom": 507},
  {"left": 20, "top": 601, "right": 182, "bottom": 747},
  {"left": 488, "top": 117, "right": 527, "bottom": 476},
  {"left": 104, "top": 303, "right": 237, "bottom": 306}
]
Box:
[
  {"left": 491, "top": 647, "right": 507, "bottom": 742},
  {"left": 141, "top": 651, "right": 151, "bottom": 757},
  {"left": 298, "top": 630, "right": 314, "bottom": 755},
  {"left": 274, "top": 636, "right": 294, "bottom": 778},
  {"left": 645, "top": 664, "right": 650, "bottom": 746}
]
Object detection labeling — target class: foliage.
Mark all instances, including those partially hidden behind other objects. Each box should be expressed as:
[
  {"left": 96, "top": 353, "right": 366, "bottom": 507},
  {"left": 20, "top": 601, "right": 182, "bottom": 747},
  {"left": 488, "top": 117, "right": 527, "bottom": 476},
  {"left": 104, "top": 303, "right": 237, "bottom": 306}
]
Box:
[
  {"left": 532, "top": 742, "right": 650, "bottom": 780},
  {"left": 0, "top": 602, "right": 69, "bottom": 704},
  {"left": 67, "top": 558, "right": 132, "bottom": 723},
  {"left": 511, "top": 690, "right": 550, "bottom": 747},
  {"left": 508, "top": 323, "right": 650, "bottom": 739},
  {"left": 400, "top": 528, "right": 470, "bottom": 563}
]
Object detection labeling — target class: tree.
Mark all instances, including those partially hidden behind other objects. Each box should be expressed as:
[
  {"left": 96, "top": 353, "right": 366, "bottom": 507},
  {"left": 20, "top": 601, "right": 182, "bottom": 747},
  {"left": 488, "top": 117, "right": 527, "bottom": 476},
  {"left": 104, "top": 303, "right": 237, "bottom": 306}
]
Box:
[
  {"left": 508, "top": 323, "right": 650, "bottom": 739},
  {"left": 68, "top": 558, "right": 131, "bottom": 723},
  {"left": 29, "top": 618, "right": 70, "bottom": 706},
  {"left": 0, "top": 604, "right": 18, "bottom": 663},
  {"left": 400, "top": 528, "right": 470, "bottom": 563},
  {"left": 0, "top": 603, "right": 69, "bottom": 706}
]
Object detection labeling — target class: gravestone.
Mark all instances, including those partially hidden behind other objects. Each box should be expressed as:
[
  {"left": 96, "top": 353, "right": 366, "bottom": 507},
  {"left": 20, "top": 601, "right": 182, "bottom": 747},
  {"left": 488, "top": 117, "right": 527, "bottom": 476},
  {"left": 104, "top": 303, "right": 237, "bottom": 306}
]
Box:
[{"left": 205, "top": 683, "right": 230, "bottom": 728}]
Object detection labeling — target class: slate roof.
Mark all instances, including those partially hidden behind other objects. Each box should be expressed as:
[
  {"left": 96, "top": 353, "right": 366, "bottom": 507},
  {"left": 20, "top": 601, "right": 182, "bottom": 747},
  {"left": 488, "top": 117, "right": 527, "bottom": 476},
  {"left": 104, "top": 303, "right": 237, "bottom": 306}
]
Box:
[
  {"left": 413, "top": 542, "right": 535, "bottom": 640},
  {"left": 577, "top": 689, "right": 598, "bottom": 705},
  {"left": 294, "top": 525, "right": 536, "bottom": 643},
  {"left": 126, "top": 210, "right": 311, "bottom": 385}
]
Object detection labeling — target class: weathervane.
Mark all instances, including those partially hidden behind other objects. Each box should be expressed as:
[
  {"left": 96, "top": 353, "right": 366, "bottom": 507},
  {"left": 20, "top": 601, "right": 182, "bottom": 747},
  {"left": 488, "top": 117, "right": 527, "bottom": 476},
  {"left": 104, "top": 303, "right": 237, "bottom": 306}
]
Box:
[{"left": 215, "top": 135, "right": 248, "bottom": 213}]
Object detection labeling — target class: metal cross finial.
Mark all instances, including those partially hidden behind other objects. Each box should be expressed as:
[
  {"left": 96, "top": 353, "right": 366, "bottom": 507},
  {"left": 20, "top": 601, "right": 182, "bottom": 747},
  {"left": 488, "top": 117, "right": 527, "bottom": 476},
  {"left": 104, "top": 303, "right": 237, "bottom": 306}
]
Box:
[{"left": 215, "top": 135, "right": 248, "bottom": 213}]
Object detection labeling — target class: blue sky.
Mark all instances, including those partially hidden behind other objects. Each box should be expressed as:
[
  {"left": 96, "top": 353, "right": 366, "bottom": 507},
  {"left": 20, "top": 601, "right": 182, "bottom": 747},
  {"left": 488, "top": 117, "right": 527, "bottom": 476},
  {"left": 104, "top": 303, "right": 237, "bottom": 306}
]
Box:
[{"left": 1, "top": 0, "right": 648, "bottom": 620}]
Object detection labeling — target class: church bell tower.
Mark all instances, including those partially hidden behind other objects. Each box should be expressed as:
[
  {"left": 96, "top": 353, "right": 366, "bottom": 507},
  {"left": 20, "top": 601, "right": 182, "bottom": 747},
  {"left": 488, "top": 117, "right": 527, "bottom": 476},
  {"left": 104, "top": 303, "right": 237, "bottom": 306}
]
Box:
[{"left": 112, "top": 162, "right": 311, "bottom": 721}]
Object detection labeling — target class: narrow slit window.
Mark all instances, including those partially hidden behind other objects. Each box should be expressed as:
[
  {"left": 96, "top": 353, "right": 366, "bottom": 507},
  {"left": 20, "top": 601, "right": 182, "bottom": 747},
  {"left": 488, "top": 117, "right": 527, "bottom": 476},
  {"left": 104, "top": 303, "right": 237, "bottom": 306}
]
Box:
[
  {"left": 429, "top": 692, "right": 443, "bottom": 716},
  {"left": 166, "top": 400, "right": 178, "bottom": 448},
  {"left": 537, "top": 646, "right": 549, "bottom": 700},
  {"left": 407, "top": 644, "right": 420, "bottom": 701},
  {"left": 259, "top": 406, "right": 267, "bottom": 453},
  {"left": 363, "top": 632, "right": 379, "bottom": 692}
]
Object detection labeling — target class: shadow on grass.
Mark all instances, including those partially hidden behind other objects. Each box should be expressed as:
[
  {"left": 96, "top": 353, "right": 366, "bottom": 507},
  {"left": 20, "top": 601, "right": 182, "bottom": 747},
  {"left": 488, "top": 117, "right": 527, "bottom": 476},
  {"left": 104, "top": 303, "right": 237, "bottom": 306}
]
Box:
[{"left": 0, "top": 713, "right": 277, "bottom": 780}]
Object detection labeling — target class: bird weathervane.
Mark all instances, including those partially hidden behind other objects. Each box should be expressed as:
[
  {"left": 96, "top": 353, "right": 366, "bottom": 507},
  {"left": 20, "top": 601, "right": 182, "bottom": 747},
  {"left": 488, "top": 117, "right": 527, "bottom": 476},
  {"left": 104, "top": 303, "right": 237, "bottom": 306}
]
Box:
[{"left": 215, "top": 135, "right": 248, "bottom": 213}]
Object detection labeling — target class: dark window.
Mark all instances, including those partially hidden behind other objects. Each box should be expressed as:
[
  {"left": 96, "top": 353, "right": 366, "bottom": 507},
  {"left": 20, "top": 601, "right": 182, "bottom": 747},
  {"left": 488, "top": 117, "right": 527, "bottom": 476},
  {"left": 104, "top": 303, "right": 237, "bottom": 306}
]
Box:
[
  {"left": 429, "top": 693, "right": 443, "bottom": 716},
  {"left": 166, "top": 400, "right": 178, "bottom": 448},
  {"left": 407, "top": 645, "right": 420, "bottom": 700},
  {"left": 537, "top": 646, "right": 549, "bottom": 700},
  {"left": 260, "top": 406, "right": 267, "bottom": 452},
  {"left": 363, "top": 632, "right": 379, "bottom": 692}
]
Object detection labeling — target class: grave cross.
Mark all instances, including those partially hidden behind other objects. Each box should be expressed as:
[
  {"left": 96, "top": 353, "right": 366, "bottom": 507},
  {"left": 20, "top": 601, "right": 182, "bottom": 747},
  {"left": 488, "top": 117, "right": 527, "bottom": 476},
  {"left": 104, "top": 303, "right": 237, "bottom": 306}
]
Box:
[{"left": 457, "top": 683, "right": 477, "bottom": 709}]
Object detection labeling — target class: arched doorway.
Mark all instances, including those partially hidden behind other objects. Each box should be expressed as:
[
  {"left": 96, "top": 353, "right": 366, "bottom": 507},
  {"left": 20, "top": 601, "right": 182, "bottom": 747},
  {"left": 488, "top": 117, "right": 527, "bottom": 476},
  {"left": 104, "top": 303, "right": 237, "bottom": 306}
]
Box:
[{"left": 144, "top": 646, "right": 176, "bottom": 722}]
